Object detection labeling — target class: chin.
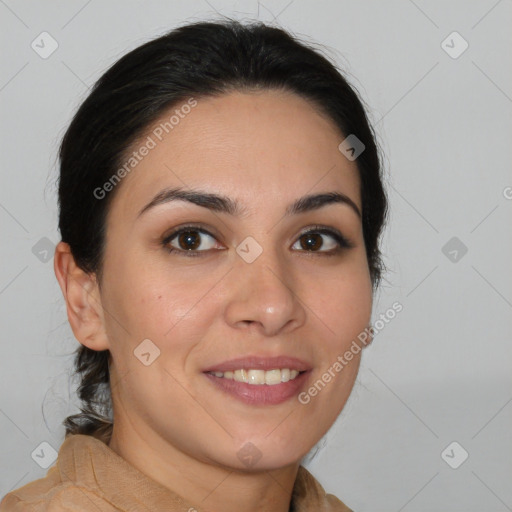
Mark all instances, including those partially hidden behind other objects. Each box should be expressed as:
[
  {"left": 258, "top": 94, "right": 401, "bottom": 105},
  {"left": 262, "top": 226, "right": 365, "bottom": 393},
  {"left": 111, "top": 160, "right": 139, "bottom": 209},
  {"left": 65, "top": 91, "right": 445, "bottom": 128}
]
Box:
[{"left": 222, "top": 432, "right": 315, "bottom": 472}]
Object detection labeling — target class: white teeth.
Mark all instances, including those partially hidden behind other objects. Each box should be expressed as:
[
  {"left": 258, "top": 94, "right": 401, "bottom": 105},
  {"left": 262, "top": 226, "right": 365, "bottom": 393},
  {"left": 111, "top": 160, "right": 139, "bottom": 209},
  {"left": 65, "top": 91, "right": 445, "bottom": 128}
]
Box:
[
  {"left": 248, "top": 369, "right": 265, "bottom": 385},
  {"left": 264, "top": 369, "right": 281, "bottom": 385},
  {"left": 234, "top": 369, "right": 248, "bottom": 383},
  {"left": 210, "top": 368, "right": 303, "bottom": 385}
]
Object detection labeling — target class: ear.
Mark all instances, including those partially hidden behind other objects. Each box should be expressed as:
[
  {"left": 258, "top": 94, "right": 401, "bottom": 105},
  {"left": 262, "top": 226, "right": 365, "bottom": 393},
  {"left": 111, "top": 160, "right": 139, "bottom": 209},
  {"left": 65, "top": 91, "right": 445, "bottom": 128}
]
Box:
[{"left": 54, "top": 241, "right": 110, "bottom": 351}]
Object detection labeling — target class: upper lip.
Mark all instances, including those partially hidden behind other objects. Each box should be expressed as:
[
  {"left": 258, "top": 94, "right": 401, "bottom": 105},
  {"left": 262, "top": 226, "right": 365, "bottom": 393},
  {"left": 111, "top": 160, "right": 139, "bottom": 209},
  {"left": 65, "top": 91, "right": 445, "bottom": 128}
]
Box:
[{"left": 202, "top": 355, "right": 312, "bottom": 373}]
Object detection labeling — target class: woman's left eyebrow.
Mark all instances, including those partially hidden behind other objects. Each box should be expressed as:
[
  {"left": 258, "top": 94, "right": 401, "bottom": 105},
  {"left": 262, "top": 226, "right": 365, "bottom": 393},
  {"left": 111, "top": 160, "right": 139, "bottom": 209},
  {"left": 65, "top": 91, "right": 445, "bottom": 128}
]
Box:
[{"left": 137, "top": 187, "right": 361, "bottom": 219}]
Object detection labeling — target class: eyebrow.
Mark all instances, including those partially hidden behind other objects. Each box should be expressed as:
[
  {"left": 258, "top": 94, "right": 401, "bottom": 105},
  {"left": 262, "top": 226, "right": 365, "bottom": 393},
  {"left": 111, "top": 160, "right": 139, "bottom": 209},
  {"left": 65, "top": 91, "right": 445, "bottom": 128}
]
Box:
[{"left": 137, "top": 187, "right": 361, "bottom": 219}]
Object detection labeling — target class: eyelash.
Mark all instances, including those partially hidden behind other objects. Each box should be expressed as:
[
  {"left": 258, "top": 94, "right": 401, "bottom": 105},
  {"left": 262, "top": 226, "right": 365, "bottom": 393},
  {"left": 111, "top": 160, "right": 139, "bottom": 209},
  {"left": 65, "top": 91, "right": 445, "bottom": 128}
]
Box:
[{"left": 161, "top": 223, "right": 354, "bottom": 258}]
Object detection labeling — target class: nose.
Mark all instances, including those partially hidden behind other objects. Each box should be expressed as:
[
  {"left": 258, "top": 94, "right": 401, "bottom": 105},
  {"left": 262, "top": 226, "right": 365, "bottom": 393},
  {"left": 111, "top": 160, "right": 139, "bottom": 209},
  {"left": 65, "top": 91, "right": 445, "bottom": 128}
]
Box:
[{"left": 223, "top": 246, "right": 307, "bottom": 337}]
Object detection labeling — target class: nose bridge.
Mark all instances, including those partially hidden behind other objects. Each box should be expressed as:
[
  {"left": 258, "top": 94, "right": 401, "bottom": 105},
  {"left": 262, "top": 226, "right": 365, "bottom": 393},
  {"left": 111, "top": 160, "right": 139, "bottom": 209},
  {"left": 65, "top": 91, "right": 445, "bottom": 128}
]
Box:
[{"left": 224, "top": 239, "right": 305, "bottom": 335}]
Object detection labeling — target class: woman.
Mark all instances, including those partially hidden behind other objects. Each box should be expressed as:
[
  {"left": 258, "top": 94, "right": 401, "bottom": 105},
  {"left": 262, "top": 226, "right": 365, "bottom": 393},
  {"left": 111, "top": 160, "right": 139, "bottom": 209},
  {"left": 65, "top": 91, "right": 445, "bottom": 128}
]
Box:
[{"left": 1, "top": 18, "right": 386, "bottom": 512}]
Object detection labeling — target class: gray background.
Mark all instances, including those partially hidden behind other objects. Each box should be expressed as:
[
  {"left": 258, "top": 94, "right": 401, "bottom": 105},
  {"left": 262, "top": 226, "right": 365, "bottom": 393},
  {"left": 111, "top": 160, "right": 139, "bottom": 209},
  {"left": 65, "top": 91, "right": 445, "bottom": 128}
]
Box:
[{"left": 1, "top": 1, "right": 511, "bottom": 510}]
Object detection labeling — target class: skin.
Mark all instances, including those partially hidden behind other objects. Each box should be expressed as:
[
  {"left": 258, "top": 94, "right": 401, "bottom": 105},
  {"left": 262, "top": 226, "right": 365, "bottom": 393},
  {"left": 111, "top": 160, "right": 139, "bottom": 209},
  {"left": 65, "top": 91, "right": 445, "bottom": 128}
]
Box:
[{"left": 54, "top": 89, "right": 373, "bottom": 512}]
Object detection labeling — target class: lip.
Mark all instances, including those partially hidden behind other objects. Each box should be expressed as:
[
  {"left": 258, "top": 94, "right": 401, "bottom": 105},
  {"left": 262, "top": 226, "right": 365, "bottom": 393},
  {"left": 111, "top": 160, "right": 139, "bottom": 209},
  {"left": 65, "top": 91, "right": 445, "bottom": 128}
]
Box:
[
  {"left": 202, "top": 355, "right": 312, "bottom": 373},
  {"left": 204, "top": 370, "right": 311, "bottom": 406}
]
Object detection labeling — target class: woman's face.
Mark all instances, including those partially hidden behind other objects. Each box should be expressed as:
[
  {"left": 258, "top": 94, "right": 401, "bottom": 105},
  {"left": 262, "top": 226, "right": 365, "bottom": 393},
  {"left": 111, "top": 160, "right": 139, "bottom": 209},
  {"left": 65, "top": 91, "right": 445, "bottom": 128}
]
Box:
[{"left": 99, "top": 89, "right": 372, "bottom": 470}]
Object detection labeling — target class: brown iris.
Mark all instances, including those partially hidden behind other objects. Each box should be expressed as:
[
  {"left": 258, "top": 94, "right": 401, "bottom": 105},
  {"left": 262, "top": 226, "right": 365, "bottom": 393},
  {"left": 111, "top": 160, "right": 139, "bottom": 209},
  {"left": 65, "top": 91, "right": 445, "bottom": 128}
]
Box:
[
  {"left": 300, "top": 233, "right": 322, "bottom": 251},
  {"left": 178, "top": 231, "right": 201, "bottom": 250}
]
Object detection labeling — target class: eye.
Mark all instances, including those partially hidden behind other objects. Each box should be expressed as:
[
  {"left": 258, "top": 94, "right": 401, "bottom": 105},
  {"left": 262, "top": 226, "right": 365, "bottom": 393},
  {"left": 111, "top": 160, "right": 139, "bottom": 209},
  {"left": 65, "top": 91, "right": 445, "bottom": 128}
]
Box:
[
  {"left": 291, "top": 226, "right": 352, "bottom": 255},
  {"left": 161, "top": 224, "right": 353, "bottom": 257},
  {"left": 162, "top": 225, "right": 221, "bottom": 257}
]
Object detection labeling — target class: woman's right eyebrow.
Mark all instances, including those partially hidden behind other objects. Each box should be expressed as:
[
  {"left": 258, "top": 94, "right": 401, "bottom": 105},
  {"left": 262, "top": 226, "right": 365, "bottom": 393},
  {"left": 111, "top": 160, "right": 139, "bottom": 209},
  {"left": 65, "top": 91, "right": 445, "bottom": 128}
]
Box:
[{"left": 137, "top": 187, "right": 361, "bottom": 219}]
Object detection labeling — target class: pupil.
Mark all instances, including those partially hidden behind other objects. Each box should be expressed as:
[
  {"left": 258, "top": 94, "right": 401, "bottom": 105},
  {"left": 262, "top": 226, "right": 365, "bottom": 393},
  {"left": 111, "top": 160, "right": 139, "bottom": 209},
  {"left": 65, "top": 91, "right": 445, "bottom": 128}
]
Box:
[{"left": 179, "top": 231, "right": 200, "bottom": 250}]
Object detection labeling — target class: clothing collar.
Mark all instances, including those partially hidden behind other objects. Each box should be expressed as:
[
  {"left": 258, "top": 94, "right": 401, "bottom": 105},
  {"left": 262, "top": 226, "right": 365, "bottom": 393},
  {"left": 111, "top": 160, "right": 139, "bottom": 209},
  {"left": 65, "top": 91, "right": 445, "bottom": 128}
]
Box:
[{"left": 56, "top": 434, "right": 352, "bottom": 511}]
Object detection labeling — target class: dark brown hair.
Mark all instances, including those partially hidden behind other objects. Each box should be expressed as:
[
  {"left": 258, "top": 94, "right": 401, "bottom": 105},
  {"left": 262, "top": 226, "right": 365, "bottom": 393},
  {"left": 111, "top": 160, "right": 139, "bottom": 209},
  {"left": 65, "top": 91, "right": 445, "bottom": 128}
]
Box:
[{"left": 58, "top": 18, "right": 387, "bottom": 442}]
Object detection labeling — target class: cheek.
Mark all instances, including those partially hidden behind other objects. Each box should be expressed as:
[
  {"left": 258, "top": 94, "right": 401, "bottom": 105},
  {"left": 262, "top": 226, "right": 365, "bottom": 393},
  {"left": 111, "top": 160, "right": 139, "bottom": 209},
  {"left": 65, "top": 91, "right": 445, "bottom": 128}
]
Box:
[
  {"left": 103, "top": 261, "right": 221, "bottom": 355},
  {"left": 307, "top": 260, "right": 372, "bottom": 350},
  {"left": 295, "top": 265, "right": 370, "bottom": 432}
]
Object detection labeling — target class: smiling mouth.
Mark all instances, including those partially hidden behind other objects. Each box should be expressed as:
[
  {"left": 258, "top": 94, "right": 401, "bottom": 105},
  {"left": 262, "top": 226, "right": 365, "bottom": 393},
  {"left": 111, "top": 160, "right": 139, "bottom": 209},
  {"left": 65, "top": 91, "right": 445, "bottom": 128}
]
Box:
[
  {"left": 202, "top": 355, "right": 312, "bottom": 404},
  {"left": 203, "top": 369, "right": 311, "bottom": 406},
  {"left": 205, "top": 368, "right": 305, "bottom": 385}
]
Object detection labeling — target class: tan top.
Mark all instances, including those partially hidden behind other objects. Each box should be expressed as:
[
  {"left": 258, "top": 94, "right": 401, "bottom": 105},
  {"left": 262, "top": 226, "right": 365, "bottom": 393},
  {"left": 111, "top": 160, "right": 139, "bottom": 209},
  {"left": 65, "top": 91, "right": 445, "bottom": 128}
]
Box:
[{"left": 1, "top": 434, "right": 353, "bottom": 511}]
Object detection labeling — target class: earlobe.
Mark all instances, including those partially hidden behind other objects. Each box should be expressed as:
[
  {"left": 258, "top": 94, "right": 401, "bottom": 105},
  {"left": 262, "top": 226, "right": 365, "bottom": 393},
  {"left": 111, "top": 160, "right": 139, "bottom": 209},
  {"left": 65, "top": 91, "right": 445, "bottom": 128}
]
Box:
[{"left": 54, "top": 241, "right": 110, "bottom": 352}]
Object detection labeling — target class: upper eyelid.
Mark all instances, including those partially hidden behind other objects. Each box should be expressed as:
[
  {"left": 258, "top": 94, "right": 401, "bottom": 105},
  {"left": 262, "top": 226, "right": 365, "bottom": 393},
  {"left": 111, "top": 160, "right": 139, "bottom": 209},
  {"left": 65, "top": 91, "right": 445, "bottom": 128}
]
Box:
[{"left": 162, "top": 223, "right": 218, "bottom": 243}]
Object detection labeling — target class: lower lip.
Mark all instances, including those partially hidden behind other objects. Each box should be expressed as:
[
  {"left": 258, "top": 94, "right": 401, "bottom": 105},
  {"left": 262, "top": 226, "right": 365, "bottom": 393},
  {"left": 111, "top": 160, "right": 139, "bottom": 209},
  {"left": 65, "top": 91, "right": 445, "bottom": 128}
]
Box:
[{"left": 203, "top": 371, "right": 311, "bottom": 406}]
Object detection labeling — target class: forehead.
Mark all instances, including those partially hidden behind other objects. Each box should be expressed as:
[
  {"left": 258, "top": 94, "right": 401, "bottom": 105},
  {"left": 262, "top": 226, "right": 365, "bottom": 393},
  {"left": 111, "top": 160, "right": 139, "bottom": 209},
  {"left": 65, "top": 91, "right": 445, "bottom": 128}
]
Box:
[{"left": 109, "top": 89, "right": 361, "bottom": 221}]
